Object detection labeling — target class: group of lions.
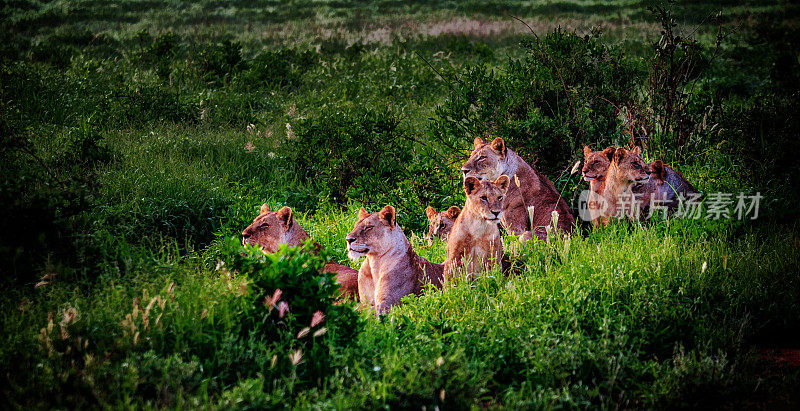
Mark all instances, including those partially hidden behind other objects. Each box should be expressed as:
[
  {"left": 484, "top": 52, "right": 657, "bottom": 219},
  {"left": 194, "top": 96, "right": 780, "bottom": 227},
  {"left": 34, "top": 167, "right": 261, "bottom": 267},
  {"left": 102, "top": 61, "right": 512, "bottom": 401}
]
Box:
[{"left": 242, "top": 137, "right": 696, "bottom": 314}]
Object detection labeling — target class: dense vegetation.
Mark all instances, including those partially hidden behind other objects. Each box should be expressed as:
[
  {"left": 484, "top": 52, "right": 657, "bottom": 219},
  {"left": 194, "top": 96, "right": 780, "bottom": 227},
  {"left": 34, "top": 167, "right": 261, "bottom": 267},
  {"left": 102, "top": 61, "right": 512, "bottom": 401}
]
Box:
[{"left": 2, "top": 0, "right": 799, "bottom": 408}]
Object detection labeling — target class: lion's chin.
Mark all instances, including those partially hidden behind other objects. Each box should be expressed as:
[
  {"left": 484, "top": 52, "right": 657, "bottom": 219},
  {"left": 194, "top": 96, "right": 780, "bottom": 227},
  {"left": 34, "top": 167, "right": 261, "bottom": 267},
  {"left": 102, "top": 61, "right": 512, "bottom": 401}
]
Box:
[{"left": 347, "top": 248, "right": 368, "bottom": 260}]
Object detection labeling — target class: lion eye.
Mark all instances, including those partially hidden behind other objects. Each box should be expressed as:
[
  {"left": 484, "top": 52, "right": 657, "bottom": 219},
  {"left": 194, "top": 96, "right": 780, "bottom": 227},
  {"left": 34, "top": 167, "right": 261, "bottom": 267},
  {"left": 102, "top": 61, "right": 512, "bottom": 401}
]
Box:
[
  {"left": 364, "top": 226, "right": 373, "bottom": 232},
  {"left": 498, "top": 196, "right": 504, "bottom": 202},
  {"left": 259, "top": 223, "right": 269, "bottom": 228},
  {"left": 477, "top": 156, "right": 486, "bottom": 162},
  {"left": 633, "top": 163, "right": 641, "bottom": 169},
  {"left": 480, "top": 196, "right": 487, "bottom": 202}
]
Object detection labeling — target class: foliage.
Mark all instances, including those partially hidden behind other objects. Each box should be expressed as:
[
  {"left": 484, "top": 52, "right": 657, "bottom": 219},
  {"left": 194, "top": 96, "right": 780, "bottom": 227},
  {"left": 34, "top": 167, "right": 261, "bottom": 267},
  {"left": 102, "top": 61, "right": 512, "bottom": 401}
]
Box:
[
  {"left": 1, "top": 0, "right": 799, "bottom": 408},
  {"left": 431, "top": 29, "right": 641, "bottom": 175}
]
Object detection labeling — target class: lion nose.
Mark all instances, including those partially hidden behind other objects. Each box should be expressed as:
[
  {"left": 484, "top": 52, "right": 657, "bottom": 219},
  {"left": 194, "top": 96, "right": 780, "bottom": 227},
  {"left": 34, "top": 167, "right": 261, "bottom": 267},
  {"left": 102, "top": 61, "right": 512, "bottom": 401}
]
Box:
[
  {"left": 492, "top": 211, "right": 500, "bottom": 219},
  {"left": 242, "top": 231, "right": 251, "bottom": 240},
  {"left": 461, "top": 168, "right": 470, "bottom": 176},
  {"left": 345, "top": 236, "right": 355, "bottom": 244}
]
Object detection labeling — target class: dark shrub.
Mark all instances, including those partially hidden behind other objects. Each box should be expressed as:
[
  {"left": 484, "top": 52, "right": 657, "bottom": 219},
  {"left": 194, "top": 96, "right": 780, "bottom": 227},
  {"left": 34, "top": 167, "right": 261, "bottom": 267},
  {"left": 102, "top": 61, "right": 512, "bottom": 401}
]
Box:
[
  {"left": 283, "top": 107, "right": 455, "bottom": 231},
  {"left": 219, "top": 238, "right": 361, "bottom": 383},
  {"left": 431, "top": 29, "right": 641, "bottom": 176},
  {"left": 195, "top": 39, "right": 244, "bottom": 85},
  {"left": 242, "top": 48, "right": 317, "bottom": 89}
]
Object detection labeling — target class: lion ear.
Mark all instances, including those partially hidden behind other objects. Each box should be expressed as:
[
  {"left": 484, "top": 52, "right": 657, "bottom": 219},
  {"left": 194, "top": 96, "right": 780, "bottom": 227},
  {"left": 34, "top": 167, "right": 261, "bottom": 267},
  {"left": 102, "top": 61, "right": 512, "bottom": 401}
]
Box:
[
  {"left": 583, "top": 146, "right": 592, "bottom": 158},
  {"left": 495, "top": 175, "right": 510, "bottom": 192},
  {"left": 651, "top": 160, "right": 667, "bottom": 180},
  {"left": 464, "top": 176, "right": 481, "bottom": 195},
  {"left": 379, "top": 205, "right": 396, "bottom": 228},
  {"left": 631, "top": 146, "right": 642, "bottom": 156},
  {"left": 260, "top": 203, "right": 270, "bottom": 214},
  {"left": 277, "top": 206, "right": 293, "bottom": 229},
  {"left": 473, "top": 136, "right": 485, "bottom": 150},
  {"left": 602, "top": 146, "right": 616, "bottom": 161},
  {"left": 613, "top": 148, "right": 627, "bottom": 164},
  {"left": 425, "top": 206, "right": 437, "bottom": 221},
  {"left": 490, "top": 137, "right": 506, "bottom": 157},
  {"left": 357, "top": 207, "right": 369, "bottom": 221},
  {"left": 445, "top": 206, "right": 461, "bottom": 220}
]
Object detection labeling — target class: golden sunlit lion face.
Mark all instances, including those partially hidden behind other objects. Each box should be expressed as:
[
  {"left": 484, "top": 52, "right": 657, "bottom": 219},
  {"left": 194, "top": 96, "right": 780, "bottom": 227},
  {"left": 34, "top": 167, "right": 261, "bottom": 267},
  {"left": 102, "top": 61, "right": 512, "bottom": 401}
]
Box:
[
  {"left": 345, "top": 206, "right": 398, "bottom": 260},
  {"left": 461, "top": 137, "right": 508, "bottom": 181},
  {"left": 241, "top": 204, "right": 301, "bottom": 252},
  {"left": 464, "top": 175, "right": 509, "bottom": 222},
  {"left": 614, "top": 147, "right": 652, "bottom": 185},
  {"left": 582, "top": 146, "right": 615, "bottom": 182}
]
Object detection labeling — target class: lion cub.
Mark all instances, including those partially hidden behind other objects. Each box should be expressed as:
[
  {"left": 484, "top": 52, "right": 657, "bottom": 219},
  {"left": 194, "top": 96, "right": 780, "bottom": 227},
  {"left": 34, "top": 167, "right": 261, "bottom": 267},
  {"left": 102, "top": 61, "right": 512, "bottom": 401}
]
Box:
[
  {"left": 242, "top": 204, "right": 359, "bottom": 299},
  {"left": 346, "top": 205, "right": 444, "bottom": 314},
  {"left": 444, "top": 175, "right": 510, "bottom": 279},
  {"left": 600, "top": 147, "right": 652, "bottom": 223},
  {"left": 424, "top": 205, "right": 461, "bottom": 243},
  {"left": 582, "top": 146, "right": 616, "bottom": 226}
]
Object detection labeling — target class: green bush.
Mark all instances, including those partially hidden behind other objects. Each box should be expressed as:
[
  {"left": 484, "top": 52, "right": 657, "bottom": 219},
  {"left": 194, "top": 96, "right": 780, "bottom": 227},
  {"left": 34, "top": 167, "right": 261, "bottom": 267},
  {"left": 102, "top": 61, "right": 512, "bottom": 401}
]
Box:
[
  {"left": 242, "top": 48, "right": 317, "bottom": 89},
  {"left": 431, "top": 29, "right": 641, "bottom": 176}
]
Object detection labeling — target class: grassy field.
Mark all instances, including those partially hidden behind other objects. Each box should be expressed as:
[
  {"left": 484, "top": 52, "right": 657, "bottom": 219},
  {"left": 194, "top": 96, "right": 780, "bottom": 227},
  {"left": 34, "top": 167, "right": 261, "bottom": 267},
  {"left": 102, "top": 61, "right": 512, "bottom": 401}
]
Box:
[{"left": 2, "top": 0, "right": 800, "bottom": 408}]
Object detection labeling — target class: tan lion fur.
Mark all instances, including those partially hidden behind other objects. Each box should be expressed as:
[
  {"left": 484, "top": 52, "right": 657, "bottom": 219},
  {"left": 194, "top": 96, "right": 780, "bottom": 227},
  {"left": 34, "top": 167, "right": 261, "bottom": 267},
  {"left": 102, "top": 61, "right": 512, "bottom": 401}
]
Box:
[
  {"left": 424, "top": 205, "right": 461, "bottom": 243},
  {"left": 444, "top": 175, "right": 509, "bottom": 278},
  {"left": 461, "top": 137, "right": 574, "bottom": 241},
  {"left": 346, "top": 206, "right": 444, "bottom": 314},
  {"left": 600, "top": 147, "right": 652, "bottom": 224}
]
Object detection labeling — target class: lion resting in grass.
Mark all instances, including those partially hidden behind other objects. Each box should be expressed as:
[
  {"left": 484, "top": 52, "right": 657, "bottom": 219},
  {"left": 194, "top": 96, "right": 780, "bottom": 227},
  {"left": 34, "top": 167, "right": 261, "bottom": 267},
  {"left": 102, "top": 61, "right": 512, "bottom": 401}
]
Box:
[
  {"left": 346, "top": 205, "right": 444, "bottom": 314},
  {"left": 242, "top": 204, "right": 359, "bottom": 299},
  {"left": 583, "top": 146, "right": 698, "bottom": 221},
  {"left": 424, "top": 205, "right": 460, "bottom": 243},
  {"left": 635, "top": 159, "right": 699, "bottom": 217},
  {"left": 444, "top": 176, "right": 509, "bottom": 279},
  {"left": 462, "top": 137, "right": 574, "bottom": 241}
]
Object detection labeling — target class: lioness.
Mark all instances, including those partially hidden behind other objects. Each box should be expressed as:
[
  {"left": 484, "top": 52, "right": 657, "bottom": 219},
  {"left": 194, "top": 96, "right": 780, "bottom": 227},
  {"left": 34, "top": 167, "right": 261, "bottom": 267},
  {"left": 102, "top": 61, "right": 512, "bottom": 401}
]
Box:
[
  {"left": 242, "top": 204, "right": 359, "bottom": 299},
  {"left": 636, "top": 160, "right": 699, "bottom": 217},
  {"left": 582, "top": 146, "right": 617, "bottom": 226},
  {"left": 582, "top": 146, "right": 616, "bottom": 195},
  {"left": 582, "top": 147, "right": 697, "bottom": 220},
  {"left": 461, "top": 137, "right": 574, "bottom": 240},
  {"left": 424, "top": 205, "right": 461, "bottom": 243},
  {"left": 600, "top": 147, "right": 652, "bottom": 223},
  {"left": 444, "top": 176, "right": 509, "bottom": 279},
  {"left": 345, "top": 205, "right": 444, "bottom": 314}
]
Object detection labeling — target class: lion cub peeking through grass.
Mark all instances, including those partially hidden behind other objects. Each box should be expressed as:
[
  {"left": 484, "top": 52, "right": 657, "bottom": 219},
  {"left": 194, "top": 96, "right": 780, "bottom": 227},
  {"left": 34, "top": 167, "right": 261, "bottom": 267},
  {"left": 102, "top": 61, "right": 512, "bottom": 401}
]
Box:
[
  {"left": 242, "top": 204, "right": 359, "bottom": 299},
  {"left": 425, "top": 205, "right": 461, "bottom": 243},
  {"left": 346, "top": 206, "right": 444, "bottom": 314},
  {"left": 444, "top": 175, "right": 509, "bottom": 279}
]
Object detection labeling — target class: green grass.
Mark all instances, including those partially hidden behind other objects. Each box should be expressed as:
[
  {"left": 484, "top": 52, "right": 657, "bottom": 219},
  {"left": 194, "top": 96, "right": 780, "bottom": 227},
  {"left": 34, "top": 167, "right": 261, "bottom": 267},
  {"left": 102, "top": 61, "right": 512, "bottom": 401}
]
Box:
[{"left": 2, "top": 0, "right": 800, "bottom": 408}]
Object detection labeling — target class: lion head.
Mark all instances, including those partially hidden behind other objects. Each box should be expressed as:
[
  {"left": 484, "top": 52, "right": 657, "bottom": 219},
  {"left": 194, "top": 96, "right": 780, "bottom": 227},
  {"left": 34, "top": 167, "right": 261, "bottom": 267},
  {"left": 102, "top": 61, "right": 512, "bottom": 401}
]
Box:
[
  {"left": 650, "top": 160, "right": 668, "bottom": 182},
  {"left": 346, "top": 205, "right": 406, "bottom": 260},
  {"left": 463, "top": 175, "right": 510, "bottom": 221},
  {"left": 425, "top": 205, "right": 461, "bottom": 241},
  {"left": 241, "top": 204, "right": 309, "bottom": 252},
  {"left": 582, "top": 146, "right": 616, "bottom": 182},
  {"left": 461, "top": 137, "right": 508, "bottom": 181},
  {"left": 612, "top": 147, "right": 651, "bottom": 186}
]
